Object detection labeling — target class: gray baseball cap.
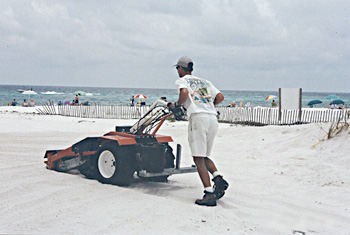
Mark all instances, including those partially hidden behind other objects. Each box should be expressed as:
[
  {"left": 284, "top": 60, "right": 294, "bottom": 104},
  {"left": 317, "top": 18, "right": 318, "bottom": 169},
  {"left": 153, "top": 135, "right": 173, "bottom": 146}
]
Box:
[{"left": 174, "top": 56, "right": 193, "bottom": 68}]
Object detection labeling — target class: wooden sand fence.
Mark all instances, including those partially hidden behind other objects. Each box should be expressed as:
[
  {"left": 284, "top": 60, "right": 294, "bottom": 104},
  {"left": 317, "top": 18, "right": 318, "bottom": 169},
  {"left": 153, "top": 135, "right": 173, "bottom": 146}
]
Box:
[
  {"left": 37, "top": 104, "right": 349, "bottom": 126},
  {"left": 37, "top": 103, "right": 150, "bottom": 119},
  {"left": 216, "top": 107, "right": 349, "bottom": 125}
]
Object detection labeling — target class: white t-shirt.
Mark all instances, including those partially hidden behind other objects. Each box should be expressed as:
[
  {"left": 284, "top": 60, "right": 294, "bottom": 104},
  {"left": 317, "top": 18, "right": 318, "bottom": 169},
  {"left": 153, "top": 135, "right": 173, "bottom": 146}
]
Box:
[{"left": 175, "top": 74, "right": 220, "bottom": 117}]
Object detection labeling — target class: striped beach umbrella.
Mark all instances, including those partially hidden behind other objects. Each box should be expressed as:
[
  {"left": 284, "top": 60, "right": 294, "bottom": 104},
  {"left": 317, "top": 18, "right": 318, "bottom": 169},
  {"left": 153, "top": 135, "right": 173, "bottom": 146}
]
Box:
[
  {"left": 265, "top": 95, "right": 277, "bottom": 100},
  {"left": 135, "top": 94, "right": 148, "bottom": 99},
  {"left": 135, "top": 94, "right": 148, "bottom": 105}
]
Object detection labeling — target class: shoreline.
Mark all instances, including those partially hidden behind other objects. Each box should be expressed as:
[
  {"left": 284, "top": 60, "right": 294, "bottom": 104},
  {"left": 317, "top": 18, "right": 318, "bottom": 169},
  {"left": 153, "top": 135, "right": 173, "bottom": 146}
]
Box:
[
  {"left": 1, "top": 85, "right": 349, "bottom": 108},
  {"left": 2, "top": 83, "right": 350, "bottom": 95}
]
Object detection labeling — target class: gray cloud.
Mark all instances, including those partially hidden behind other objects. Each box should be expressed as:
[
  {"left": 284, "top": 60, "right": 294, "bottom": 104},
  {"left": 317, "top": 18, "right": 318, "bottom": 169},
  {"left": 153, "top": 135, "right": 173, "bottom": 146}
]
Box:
[{"left": 0, "top": 0, "right": 349, "bottom": 92}]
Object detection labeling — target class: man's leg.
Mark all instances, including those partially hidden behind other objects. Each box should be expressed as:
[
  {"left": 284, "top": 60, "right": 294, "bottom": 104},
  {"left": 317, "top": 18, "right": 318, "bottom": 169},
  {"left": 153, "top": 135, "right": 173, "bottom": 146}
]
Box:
[
  {"left": 193, "top": 157, "right": 211, "bottom": 188},
  {"left": 193, "top": 156, "right": 217, "bottom": 206},
  {"left": 204, "top": 157, "right": 218, "bottom": 175},
  {"left": 205, "top": 157, "right": 229, "bottom": 199}
]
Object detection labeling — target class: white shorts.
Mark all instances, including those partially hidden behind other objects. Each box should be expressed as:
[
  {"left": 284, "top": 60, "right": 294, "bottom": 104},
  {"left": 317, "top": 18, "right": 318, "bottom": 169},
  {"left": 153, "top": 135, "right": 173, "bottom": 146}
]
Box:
[{"left": 188, "top": 113, "right": 218, "bottom": 157}]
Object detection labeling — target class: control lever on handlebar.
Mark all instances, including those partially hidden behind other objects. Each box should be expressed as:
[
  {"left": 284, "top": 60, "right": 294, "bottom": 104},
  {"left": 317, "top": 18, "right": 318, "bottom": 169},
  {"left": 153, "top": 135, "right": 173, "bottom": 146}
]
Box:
[{"left": 167, "top": 102, "right": 186, "bottom": 120}]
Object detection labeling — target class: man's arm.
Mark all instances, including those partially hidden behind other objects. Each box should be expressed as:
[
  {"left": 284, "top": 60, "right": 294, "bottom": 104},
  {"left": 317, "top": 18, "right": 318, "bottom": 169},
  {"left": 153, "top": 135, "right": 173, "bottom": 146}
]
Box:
[
  {"left": 177, "top": 88, "right": 189, "bottom": 105},
  {"left": 213, "top": 93, "right": 224, "bottom": 106}
]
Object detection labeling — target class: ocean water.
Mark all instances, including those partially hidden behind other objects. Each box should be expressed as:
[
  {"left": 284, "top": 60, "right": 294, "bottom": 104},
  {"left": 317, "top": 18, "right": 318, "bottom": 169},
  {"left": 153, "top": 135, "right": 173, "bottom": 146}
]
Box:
[{"left": 1, "top": 84, "right": 349, "bottom": 108}]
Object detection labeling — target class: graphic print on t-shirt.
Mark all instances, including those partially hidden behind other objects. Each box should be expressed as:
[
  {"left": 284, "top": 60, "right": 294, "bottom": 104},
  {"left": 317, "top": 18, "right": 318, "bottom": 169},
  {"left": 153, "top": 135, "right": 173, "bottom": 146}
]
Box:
[{"left": 184, "top": 77, "right": 212, "bottom": 103}]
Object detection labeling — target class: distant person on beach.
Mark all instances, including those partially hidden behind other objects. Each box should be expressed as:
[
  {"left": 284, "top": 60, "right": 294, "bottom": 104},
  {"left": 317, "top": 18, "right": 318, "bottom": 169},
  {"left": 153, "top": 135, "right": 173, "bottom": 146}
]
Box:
[
  {"left": 329, "top": 104, "right": 338, "bottom": 109},
  {"left": 11, "top": 99, "right": 17, "bottom": 106},
  {"left": 30, "top": 99, "right": 35, "bottom": 107},
  {"left": 22, "top": 99, "right": 29, "bottom": 107},
  {"left": 130, "top": 96, "right": 135, "bottom": 106},
  {"left": 272, "top": 100, "right": 277, "bottom": 107},
  {"left": 230, "top": 101, "right": 236, "bottom": 107},
  {"left": 75, "top": 95, "right": 79, "bottom": 105},
  {"left": 170, "top": 56, "right": 228, "bottom": 207}
]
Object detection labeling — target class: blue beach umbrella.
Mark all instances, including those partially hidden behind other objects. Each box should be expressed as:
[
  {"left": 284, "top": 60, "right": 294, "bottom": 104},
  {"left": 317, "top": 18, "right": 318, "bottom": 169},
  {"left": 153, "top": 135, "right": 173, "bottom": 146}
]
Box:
[
  {"left": 307, "top": 100, "right": 323, "bottom": 106},
  {"left": 329, "top": 99, "right": 344, "bottom": 105},
  {"left": 326, "top": 94, "right": 339, "bottom": 100}
]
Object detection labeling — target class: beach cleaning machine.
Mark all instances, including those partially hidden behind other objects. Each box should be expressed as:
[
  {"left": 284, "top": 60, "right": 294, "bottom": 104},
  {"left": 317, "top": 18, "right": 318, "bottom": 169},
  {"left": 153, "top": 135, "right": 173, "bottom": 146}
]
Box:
[{"left": 44, "top": 98, "right": 197, "bottom": 186}]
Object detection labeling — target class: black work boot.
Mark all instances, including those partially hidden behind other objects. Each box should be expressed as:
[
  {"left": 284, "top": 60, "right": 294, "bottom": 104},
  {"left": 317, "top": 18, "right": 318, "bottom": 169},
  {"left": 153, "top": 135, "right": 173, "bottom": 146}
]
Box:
[
  {"left": 195, "top": 191, "right": 217, "bottom": 207},
  {"left": 212, "top": 175, "right": 229, "bottom": 199}
]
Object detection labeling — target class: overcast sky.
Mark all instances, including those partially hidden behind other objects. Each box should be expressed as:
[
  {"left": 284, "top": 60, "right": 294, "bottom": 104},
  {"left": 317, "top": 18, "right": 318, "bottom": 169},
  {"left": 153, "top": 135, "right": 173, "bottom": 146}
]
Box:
[{"left": 1, "top": 0, "right": 349, "bottom": 92}]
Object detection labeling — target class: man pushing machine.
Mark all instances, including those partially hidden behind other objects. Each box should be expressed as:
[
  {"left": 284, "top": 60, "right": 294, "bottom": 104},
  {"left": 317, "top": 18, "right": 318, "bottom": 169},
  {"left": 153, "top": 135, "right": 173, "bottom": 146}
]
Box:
[{"left": 169, "top": 56, "right": 229, "bottom": 206}]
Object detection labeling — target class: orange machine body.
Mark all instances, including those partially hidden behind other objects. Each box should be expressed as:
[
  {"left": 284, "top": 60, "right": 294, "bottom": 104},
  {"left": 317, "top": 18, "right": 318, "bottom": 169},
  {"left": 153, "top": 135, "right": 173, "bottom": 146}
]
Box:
[{"left": 44, "top": 128, "right": 173, "bottom": 170}]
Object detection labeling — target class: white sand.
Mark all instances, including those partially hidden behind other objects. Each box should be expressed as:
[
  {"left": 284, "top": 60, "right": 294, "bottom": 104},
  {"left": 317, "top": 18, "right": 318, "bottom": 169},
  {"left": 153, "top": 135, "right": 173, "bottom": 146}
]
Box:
[{"left": 0, "top": 106, "right": 349, "bottom": 234}]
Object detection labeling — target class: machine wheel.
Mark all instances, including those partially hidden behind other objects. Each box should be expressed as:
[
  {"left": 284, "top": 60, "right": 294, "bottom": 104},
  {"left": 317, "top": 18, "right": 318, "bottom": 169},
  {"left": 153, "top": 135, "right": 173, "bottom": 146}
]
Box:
[
  {"left": 164, "top": 144, "right": 175, "bottom": 168},
  {"left": 149, "top": 144, "right": 175, "bottom": 182},
  {"left": 137, "top": 144, "right": 175, "bottom": 183},
  {"left": 95, "top": 143, "right": 135, "bottom": 186}
]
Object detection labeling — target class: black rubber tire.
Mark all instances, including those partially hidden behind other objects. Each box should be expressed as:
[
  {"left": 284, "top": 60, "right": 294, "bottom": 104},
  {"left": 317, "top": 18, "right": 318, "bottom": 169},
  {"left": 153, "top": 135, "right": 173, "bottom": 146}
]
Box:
[
  {"left": 95, "top": 143, "right": 135, "bottom": 186},
  {"left": 164, "top": 144, "right": 175, "bottom": 168},
  {"left": 137, "top": 143, "right": 175, "bottom": 182}
]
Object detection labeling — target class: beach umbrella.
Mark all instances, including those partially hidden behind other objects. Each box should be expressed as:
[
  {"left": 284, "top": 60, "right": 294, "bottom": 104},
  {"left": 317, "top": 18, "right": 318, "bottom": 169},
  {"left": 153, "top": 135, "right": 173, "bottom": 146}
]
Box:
[
  {"left": 135, "top": 94, "right": 148, "bottom": 105},
  {"left": 22, "top": 90, "right": 37, "bottom": 101},
  {"left": 265, "top": 95, "right": 277, "bottom": 100},
  {"left": 329, "top": 99, "right": 344, "bottom": 105},
  {"left": 73, "top": 91, "right": 86, "bottom": 96},
  {"left": 326, "top": 94, "right": 339, "bottom": 100},
  {"left": 135, "top": 94, "right": 148, "bottom": 99},
  {"left": 307, "top": 100, "right": 323, "bottom": 106}
]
